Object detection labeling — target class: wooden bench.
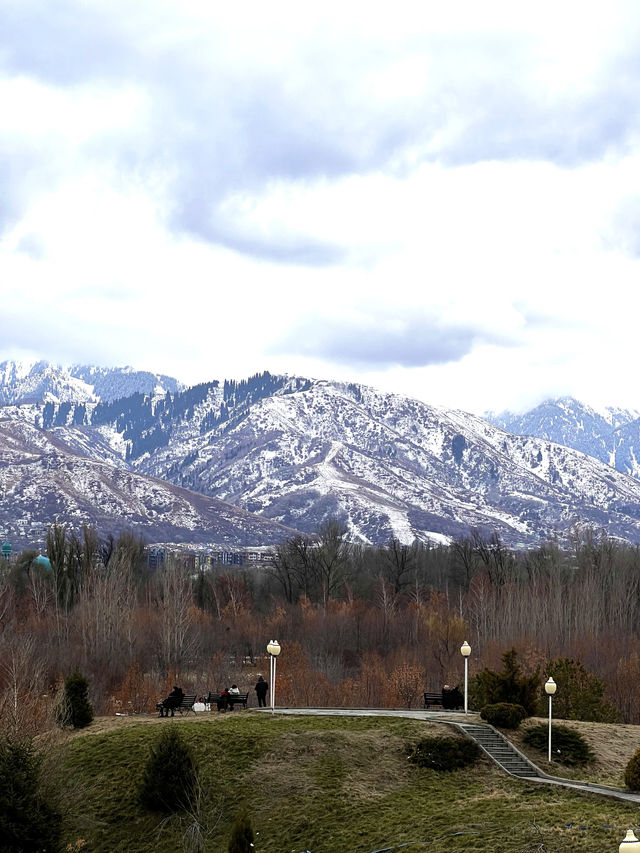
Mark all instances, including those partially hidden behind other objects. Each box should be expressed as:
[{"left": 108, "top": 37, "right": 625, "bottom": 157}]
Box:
[
  {"left": 424, "top": 689, "right": 464, "bottom": 710},
  {"left": 206, "top": 691, "right": 249, "bottom": 710},
  {"left": 424, "top": 691, "right": 443, "bottom": 709},
  {"left": 156, "top": 694, "right": 197, "bottom": 716}
]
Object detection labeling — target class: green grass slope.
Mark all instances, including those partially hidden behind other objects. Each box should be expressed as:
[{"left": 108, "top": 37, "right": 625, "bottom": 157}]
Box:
[{"left": 56, "top": 714, "right": 640, "bottom": 853}]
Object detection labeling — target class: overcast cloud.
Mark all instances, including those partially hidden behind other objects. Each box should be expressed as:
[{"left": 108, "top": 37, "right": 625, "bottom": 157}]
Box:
[{"left": 2, "top": 0, "right": 640, "bottom": 413}]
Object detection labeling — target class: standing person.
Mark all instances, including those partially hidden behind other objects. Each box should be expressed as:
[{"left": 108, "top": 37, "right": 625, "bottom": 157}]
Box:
[{"left": 255, "top": 674, "right": 268, "bottom": 708}]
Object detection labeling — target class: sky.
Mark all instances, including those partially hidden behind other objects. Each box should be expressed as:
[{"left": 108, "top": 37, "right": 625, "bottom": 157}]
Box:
[{"left": 2, "top": 1, "right": 640, "bottom": 415}]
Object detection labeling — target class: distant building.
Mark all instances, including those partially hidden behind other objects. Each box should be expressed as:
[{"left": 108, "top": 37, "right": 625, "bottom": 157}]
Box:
[{"left": 147, "top": 547, "right": 166, "bottom": 570}]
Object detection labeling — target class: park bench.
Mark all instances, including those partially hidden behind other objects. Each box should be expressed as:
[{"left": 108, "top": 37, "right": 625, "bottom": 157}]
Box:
[
  {"left": 423, "top": 691, "right": 443, "bottom": 709},
  {"left": 156, "top": 694, "right": 197, "bottom": 716},
  {"left": 206, "top": 691, "right": 249, "bottom": 710},
  {"left": 423, "top": 688, "right": 464, "bottom": 710}
]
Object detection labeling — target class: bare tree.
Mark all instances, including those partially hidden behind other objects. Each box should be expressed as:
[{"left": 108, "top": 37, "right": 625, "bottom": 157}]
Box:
[
  {"left": 312, "top": 518, "right": 351, "bottom": 607},
  {"left": 380, "top": 537, "right": 418, "bottom": 594}
]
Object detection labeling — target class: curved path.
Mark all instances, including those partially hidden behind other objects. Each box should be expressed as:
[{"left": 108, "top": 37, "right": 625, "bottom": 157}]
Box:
[{"left": 258, "top": 707, "right": 640, "bottom": 806}]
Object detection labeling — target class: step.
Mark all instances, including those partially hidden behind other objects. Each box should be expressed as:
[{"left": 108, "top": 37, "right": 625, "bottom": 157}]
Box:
[{"left": 458, "top": 724, "right": 541, "bottom": 778}]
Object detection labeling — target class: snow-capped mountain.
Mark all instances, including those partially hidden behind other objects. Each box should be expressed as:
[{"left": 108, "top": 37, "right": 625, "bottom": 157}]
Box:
[
  {"left": 0, "top": 419, "right": 295, "bottom": 548},
  {"left": 4, "top": 366, "right": 640, "bottom": 547},
  {"left": 0, "top": 360, "right": 182, "bottom": 405},
  {"left": 487, "top": 397, "right": 640, "bottom": 479},
  {"left": 129, "top": 379, "right": 640, "bottom": 547}
]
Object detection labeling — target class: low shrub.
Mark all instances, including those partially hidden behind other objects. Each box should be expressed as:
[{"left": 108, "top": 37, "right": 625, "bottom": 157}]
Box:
[
  {"left": 229, "top": 811, "right": 255, "bottom": 853},
  {"left": 624, "top": 748, "right": 640, "bottom": 791},
  {"left": 480, "top": 702, "right": 528, "bottom": 729},
  {"left": 522, "top": 724, "right": 595, "bottom": 767},
  {"left": 407, "top": 736, "right": 480, "bottom": 771}
]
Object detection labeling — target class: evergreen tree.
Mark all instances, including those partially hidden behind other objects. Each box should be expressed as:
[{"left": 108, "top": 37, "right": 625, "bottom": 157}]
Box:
[
  {"left": 58, "top": 672, "right": 94, "bottom": 729},
  {"left": 543, "top": 657, "right": 620, "bottom": 722},
  {"left": 228, "top": 811, "right": 255, "bottom": 853},
  {"left": 470, "top": 648, "right": 540, "bottom": 715},
  {"left": 139, "top": 727, "right": 198, "bottom": 814},
  {"left": 0, "top": 736, "right": 62, "bottom": 852}
]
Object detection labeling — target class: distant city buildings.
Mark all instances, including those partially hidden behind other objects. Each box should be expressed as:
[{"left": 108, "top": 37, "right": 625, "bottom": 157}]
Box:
[
  {"left": 0, "top": 533, "right": 275, "bottom": 571},
  {"left": 146, "top": 547, "right": 275, "bottom": 570}
]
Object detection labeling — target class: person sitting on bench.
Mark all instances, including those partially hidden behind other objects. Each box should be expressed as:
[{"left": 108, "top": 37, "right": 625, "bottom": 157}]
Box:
[
  {"left": 442, "top": 684, "right": 464, "bottom": 710},
  {"left": 227, "top": 684, "right": 240, "bottom": 710},
  {"left": 216, "top": 687, "right": 230, "bottom": 712},
  {"left": 159, "top": 685, "right": 184, "bottom": 717}
]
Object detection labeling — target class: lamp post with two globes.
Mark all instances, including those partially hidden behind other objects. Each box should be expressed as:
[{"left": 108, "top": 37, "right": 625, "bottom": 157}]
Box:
[
  {"left": 267, "top": 640, "right": 281, "bottom": 712},
  {"left": 460, "top": 641, "right": 471, "bottom": 715}
]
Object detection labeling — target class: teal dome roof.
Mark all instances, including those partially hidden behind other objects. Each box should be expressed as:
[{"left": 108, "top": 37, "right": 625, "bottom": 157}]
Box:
[{"left": 34, "top": 555, "right": 51, "bottom": 570}]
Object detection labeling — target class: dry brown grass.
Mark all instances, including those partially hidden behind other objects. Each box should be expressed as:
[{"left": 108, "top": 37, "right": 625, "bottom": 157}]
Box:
[{"left": 508, "top": 716, "right": 640, "bottom": 786}]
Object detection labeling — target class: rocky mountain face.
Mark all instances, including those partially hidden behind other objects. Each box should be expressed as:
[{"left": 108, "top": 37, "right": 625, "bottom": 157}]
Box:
[
  {"left": 487, "top": 397, "right": 640, "bottom": 479},
  {"left": 0, "top": 418, "right": 295, "bottom": 549},
  {"left": 3, "top": 363, "right": 640, "bottom": 548}
]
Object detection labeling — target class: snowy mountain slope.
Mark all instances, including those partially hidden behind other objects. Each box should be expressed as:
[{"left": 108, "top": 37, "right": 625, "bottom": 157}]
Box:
[
  {"left": 126, "top": 380, "right": 640, "bottom": 546},
  {"left": 0, "top": 419, "right": 295, "bottom": 548},
  {"left": 69, "top": 365, "right": 183, "bottom": 402},
  {"left": 5, "top": 369, "right": 640, "bottom": 547},
  {"left": 487, "top": 397, "right": 640, "bottom": 479},
  {"left": 0, "top": 360, "right": 182, "bottom": 406}
]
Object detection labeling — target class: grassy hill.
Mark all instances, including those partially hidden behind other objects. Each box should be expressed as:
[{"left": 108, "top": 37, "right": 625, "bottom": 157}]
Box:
[{"left": 51, "top": 712, "right": 640, "bottom": 853}]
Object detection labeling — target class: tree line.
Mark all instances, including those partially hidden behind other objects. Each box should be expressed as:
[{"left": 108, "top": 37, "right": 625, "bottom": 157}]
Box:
[{"left": 1, "top": 519, "right": 640, "bottom": 737}]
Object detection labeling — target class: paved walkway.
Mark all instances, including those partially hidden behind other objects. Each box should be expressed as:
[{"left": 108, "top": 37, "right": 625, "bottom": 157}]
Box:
[{"left": 259, "top": 707, "right": 640, "bottom": 806}]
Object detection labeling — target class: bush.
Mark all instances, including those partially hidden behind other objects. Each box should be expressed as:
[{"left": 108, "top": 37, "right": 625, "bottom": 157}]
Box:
[
  {"left": 0, "top": 736, "right": 62, "bottom": 852},
  {"left": 228, "top": 811, "right": 255, "bottom": 853},
  {"left": 407, "top": 736, "right": 480, "bottom": 771},
  {"left": 480, "top": 702, "right": 528, "bottom": 729},
  {"left": 522, "top": 724, "right": 595, "bottom": 767},
  {"left": 138, "top": 727, "right": 198, "bottom": 813},
  {"left": 540, "top": 657, "right": 620, "bottom": 722},
  {"left": 58, "top": 672, "right": 94, "bottom": 729},
  {"left": 625, "top": 748, "right": 640, "bottom": 791},
  {"left": 470, "top": 648, "right": 540, "bottom": 715}
]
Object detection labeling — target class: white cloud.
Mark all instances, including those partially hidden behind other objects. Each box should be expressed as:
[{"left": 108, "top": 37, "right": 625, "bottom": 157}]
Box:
[{"left": 2, "top": 0, "right": 640, "bottom": 412}]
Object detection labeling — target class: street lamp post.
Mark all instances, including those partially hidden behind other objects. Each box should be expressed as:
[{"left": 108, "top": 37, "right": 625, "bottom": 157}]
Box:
[
  {"left": 267, "top": 640, "right": 281, "bottom": 712},
  {"left": 460, "top": 641, "right": 471, "bottom": 715},
  {"left": 545, "top": 677, "right": 557, "bottom": 763},
  {"left": 620, "top": 830, "right": 640, "bottom": 851}
]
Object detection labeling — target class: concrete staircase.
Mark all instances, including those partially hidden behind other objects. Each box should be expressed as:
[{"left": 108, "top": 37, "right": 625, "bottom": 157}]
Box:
[{"left": 457, "top": 722, "right": 542, "bottom": 778}]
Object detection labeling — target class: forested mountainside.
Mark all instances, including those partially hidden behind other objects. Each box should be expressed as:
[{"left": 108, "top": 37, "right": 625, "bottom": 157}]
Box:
[
  {"left": 0, "top": 360, "right": 182, "bottom": 405},
  {"left": 2, "top": 365, "right": 640, "bottom": 547}
]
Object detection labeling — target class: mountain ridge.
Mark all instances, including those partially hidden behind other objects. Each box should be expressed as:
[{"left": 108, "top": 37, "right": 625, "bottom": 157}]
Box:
[{"left": 2, "top": 361, "right": 640, "bottom": 547}]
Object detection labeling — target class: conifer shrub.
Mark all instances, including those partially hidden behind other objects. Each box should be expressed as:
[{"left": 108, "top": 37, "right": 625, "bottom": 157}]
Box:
[
  {"left": 540, "top": 657, "right": 620, "bottom": 722},
  {"left": 470, "top": 648, "right": 540, "bottom": 715},
  {"left": 480, "top": 702, "right": 528, "bottom": 729},
  {"left": 523, "top": 723, "right": 595, "bottom": 767},
  {"left": 228, "top": 810, "right": 255, "bottom": 853},
  {"left": 57, "top": 672, "right": 94, "bottom": 729},
  {"left": 407, "top": 736, "right": 480, "bottom": 771},
  {"left": 0, "top": 736, "right": 62, "bottom": 852},
  {"left": 138, "top": 727, "right": 198, "bottom": 813},
  {"left": 624, "top": 747, "right": 640, "bottom": 791}
]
